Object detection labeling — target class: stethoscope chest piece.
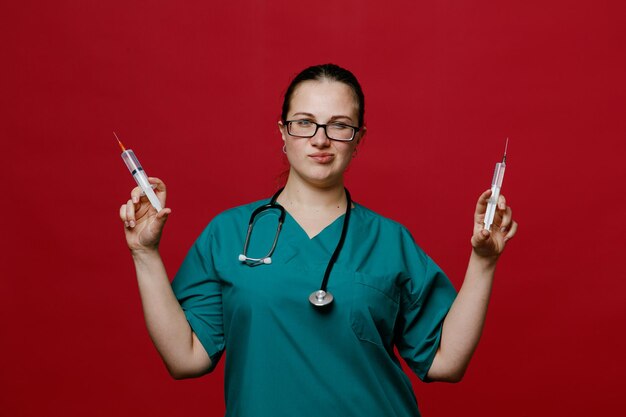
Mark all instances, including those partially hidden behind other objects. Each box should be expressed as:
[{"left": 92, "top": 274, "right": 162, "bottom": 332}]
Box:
[{"left": 309, "top": 290, "right": 334, "bottom": 307}]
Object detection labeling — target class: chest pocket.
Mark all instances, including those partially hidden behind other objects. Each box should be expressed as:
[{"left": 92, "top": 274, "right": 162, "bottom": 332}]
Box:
[{"left": 350, "top": 271, "right": 400, "bottom": 348}]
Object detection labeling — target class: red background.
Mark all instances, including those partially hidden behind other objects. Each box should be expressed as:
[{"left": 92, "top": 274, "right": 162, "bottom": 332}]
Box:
[{"left": 2, "top": 1, "right": 625, "bottom": 416}]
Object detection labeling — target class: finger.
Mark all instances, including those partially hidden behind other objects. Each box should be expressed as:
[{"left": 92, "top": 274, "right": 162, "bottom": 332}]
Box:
[
  {"left": 148, "top": 177, "right": 167, "bottom": 207},
  {"left": 152, "top": 207, "right": 172, "bottom": 231},
  {"left": 497, "top": 194, "right": 507, "bottom": 211},
  {"left": 504, "top": 220, "right": 518, "bottom": 242},
  {"left": 130, "top": 186, "right": 144, "bottom": 204},
  {"left": 156, "top": 207, "right": 172, "bottom": 222},
  {"left": 119, "top": 204, "right": 130, "bottom": 228},
  {"left": 499, "top": 206, "right": 513, "bottom": 233},
  {"left": 148, "top": 177, "right": 166, "bottom": 192},
  {"left": 475, "top": 189, "right": 493, "bottom": 215},
  {"left": 125, "top": 199, "right": 137, "bottom": 228},
  {"left": 491, "top": 194, "right": 508, "bottom": 229}
]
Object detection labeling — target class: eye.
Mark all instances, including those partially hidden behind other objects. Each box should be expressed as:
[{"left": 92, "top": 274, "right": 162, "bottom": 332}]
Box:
[
  {"left": 294, "top": 120, "right": 312, "bottom": 127},
  {"left": 328, "top": 123, "right": 349, "bottom": 130}
]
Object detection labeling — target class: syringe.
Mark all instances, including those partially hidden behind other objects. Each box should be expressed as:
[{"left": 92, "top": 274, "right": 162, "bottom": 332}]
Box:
[
  {"left": 115, "top": 132, "right": 163, "bottom": 212},
  {"left": 484, "top": 138, "right": 508, "bottom": 231}
]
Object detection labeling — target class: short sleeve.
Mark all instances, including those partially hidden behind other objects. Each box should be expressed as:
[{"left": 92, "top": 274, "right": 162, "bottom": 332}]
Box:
[
  {"left": 171, "top": 222, "right": 225, "bottom": 367},
  {"left": 395, "top": 227, "right": 457, "bottom": 381}
]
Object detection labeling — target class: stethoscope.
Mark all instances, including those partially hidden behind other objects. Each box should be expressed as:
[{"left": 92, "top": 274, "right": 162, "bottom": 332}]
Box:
[{"left": 238, "top": 187, "right": 352, "bottom": 308}]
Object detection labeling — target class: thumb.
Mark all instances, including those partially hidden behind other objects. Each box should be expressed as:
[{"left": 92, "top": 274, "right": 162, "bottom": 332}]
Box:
[
  {"left": 154, "top": 208, "right": 172, "bottom": 228},
  {"left": 471, "top": 228, "right": 490, "bottom": 248}
]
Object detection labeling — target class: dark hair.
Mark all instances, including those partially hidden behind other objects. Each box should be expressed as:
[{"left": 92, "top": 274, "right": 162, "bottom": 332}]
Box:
[{"left": 281, "top": 64, "right": 365, "bottom": 127}]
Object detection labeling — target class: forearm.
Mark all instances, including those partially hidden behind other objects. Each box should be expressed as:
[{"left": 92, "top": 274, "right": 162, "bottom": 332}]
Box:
[
  {"left": 427, "top": 250, "right": 497, "bottom": 382},
  {"left": 132, "top": 249, "right": 211, "bottom": 378}
]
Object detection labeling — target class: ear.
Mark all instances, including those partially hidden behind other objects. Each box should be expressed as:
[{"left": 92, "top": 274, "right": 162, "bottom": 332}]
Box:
[
  {"left": 278, "top": 120, "right": 288, "bottom": 142},
  {"left": 356, "top": 125, "right": 366, "bottom": 146}
]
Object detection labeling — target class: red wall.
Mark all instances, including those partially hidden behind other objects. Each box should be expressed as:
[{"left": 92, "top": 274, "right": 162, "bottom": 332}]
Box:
[{"left": 2, "top": 1, "right": 625, "bottom": 416}]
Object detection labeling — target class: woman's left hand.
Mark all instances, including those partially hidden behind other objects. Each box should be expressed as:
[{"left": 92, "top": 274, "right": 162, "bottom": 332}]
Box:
[{"left": 471, "top": 189, "right": 518, "bottom": 260}]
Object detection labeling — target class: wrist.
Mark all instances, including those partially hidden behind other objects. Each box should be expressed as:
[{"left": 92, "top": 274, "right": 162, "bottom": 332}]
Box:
[
  {"left": 470, "top": 249, "right": 498, "bottom": 270},
  {"left": 131, "top": 247, "right": 161, "bottom": 261}
]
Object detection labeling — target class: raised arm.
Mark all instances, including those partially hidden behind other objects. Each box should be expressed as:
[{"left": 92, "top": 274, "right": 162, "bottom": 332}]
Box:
[
  {"left": 426, "top": 189, "right": 518, "bottom": 382},
  {"left": 119, "top": 177, "right": 212, "bottom": 379}
]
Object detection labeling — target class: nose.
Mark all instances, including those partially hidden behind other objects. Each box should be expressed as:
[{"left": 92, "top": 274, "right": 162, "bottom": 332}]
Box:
[{"left": 309, "top": 125, "right": 331, "bottom": 147}]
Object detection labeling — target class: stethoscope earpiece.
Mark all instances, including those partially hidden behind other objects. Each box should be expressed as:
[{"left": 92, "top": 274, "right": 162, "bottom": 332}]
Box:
[{"left": 238, "top": 254, "right": 272, "bottom": 265}]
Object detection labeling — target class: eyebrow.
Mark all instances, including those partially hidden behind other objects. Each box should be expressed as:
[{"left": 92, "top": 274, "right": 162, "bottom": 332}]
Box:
[{"left": 290, "top": 112, "right": 354, "bottom": 123}]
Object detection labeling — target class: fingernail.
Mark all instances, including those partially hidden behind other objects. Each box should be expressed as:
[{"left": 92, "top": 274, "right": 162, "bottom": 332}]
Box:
[
  {"left": 500, "top": 226, "right": 507, "bottom": 233},
  {"left": 124, "top": 221, "right": 129, "bottom": 228},
  {"left": 129, "top": 220, "right": 135, "bottom": 228},
  {"left": 133, "top": 197, "right": 138, "bottom": 203}
]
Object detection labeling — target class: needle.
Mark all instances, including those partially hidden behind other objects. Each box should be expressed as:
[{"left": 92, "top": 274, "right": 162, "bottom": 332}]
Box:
[
  {"left": 113, "top": 132, "right": 126, "bottom": 152},
  {"left": 503, "top": 137, "right": 509, "bottom": 163}
]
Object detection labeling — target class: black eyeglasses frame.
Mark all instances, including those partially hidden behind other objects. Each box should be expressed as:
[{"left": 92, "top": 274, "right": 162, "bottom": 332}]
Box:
[{"left": 283, "top": 120, "right": 361, "bottom": 142}]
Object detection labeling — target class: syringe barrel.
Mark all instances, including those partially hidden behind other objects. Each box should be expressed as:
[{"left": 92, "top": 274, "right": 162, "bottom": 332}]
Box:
[
  {"left": 491, "top": 162, "right": 506, "bottom": 188},
  {"left": 484, "top": 162, "right": 506, "bottom": 230},
  {"left": 484, "top": 186, "right": 500, "bottom": 230},
  {"left": 121, "top": 149, "right": 143, "bottom": 175},
  {"left": 120, "top": 149, "right": 163, "bottom": 211}
]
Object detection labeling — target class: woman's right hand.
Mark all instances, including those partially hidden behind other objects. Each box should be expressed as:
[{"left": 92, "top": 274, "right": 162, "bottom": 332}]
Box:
[{"left": 119, "top": 177, "right": 171, "bottom": 253}]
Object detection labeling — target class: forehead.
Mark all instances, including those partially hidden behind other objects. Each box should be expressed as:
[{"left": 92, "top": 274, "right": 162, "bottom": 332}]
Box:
[{"left": 288, "top": 80, "right": 358, "bottom": 120}]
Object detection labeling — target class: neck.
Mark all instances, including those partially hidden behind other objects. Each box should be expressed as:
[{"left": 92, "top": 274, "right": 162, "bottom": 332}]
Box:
[{"left": 279, "top": 172, "right": 346, "bottom": 210}]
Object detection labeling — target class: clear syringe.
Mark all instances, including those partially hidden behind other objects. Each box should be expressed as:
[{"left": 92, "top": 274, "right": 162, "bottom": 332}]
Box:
[
  {"left": 115, "top": 132, "right": 163, "bottom": 212},
  {"left": 484, "top": 138, "right": 508, "bottom": 231}
]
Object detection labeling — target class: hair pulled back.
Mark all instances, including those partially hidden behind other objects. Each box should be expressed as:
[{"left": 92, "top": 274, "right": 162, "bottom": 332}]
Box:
[{"left": 281, "top": 64, "right": 365, "bottom": 128}]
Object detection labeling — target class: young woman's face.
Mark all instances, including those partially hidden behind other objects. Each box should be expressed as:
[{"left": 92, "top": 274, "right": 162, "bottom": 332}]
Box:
[{"left": 279, "top": 79, "right": 363, "bottom": 188}]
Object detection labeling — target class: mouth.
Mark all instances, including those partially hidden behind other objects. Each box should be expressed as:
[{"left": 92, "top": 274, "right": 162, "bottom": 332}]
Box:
[{"left": 308, "top": 153, "right": 334, "bottom": 163}]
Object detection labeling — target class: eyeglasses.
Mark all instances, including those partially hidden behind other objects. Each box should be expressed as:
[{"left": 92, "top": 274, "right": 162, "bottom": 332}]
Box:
[{"left": 284, "top": 120, "right": 360, "bottom": 142}]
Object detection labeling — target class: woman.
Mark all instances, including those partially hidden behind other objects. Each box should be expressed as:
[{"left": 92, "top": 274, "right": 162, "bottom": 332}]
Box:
[{"left": 119, "top": 64, "right": 517, "bottom": 417}]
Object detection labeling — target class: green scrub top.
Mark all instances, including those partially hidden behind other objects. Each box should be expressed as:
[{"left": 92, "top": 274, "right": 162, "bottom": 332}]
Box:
[{"left": 172, "top": 198, "right": 457, "bottom": 417}]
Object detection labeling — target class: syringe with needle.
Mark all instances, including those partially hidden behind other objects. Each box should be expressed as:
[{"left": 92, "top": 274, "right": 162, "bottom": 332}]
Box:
[
  {"left": 115, "top": 132, "right": 163, "bottom": 212},
  {"left": 484, "top": 139, "right": 508, "bottom": 231}
]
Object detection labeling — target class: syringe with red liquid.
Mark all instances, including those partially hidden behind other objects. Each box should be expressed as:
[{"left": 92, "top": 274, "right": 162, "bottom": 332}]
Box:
[{"left": 115, "top": 132, "right": 163, "bottom": 212}]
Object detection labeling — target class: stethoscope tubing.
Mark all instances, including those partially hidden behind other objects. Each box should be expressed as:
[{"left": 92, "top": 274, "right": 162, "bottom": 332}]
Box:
[
  {"left": 239, "top": 187, "right": 352, "bottom": 307},
  {"left": 319, "top": 188, "right": 351, "bottom": 293},
  {"left": 239, "top": 202, "right": 286, "bottom": 265}
]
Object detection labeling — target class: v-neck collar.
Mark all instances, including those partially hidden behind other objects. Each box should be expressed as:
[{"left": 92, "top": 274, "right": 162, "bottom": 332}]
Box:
[{"left": 283, "top": 209, "right": 348, "bottom": 241}]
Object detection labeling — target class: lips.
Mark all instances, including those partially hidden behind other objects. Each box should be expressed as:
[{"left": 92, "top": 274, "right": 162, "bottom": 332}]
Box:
[{"left": 308, "top": 152, "right": 334, "bottom": 163}]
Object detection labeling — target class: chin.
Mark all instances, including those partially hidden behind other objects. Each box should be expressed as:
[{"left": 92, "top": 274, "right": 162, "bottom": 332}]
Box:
[
  {"left": 289, "top": 163, "right": 347, "bottom": 188},
  {"left": 306, "top": 174, "right": 344, "bottom": 189}
]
